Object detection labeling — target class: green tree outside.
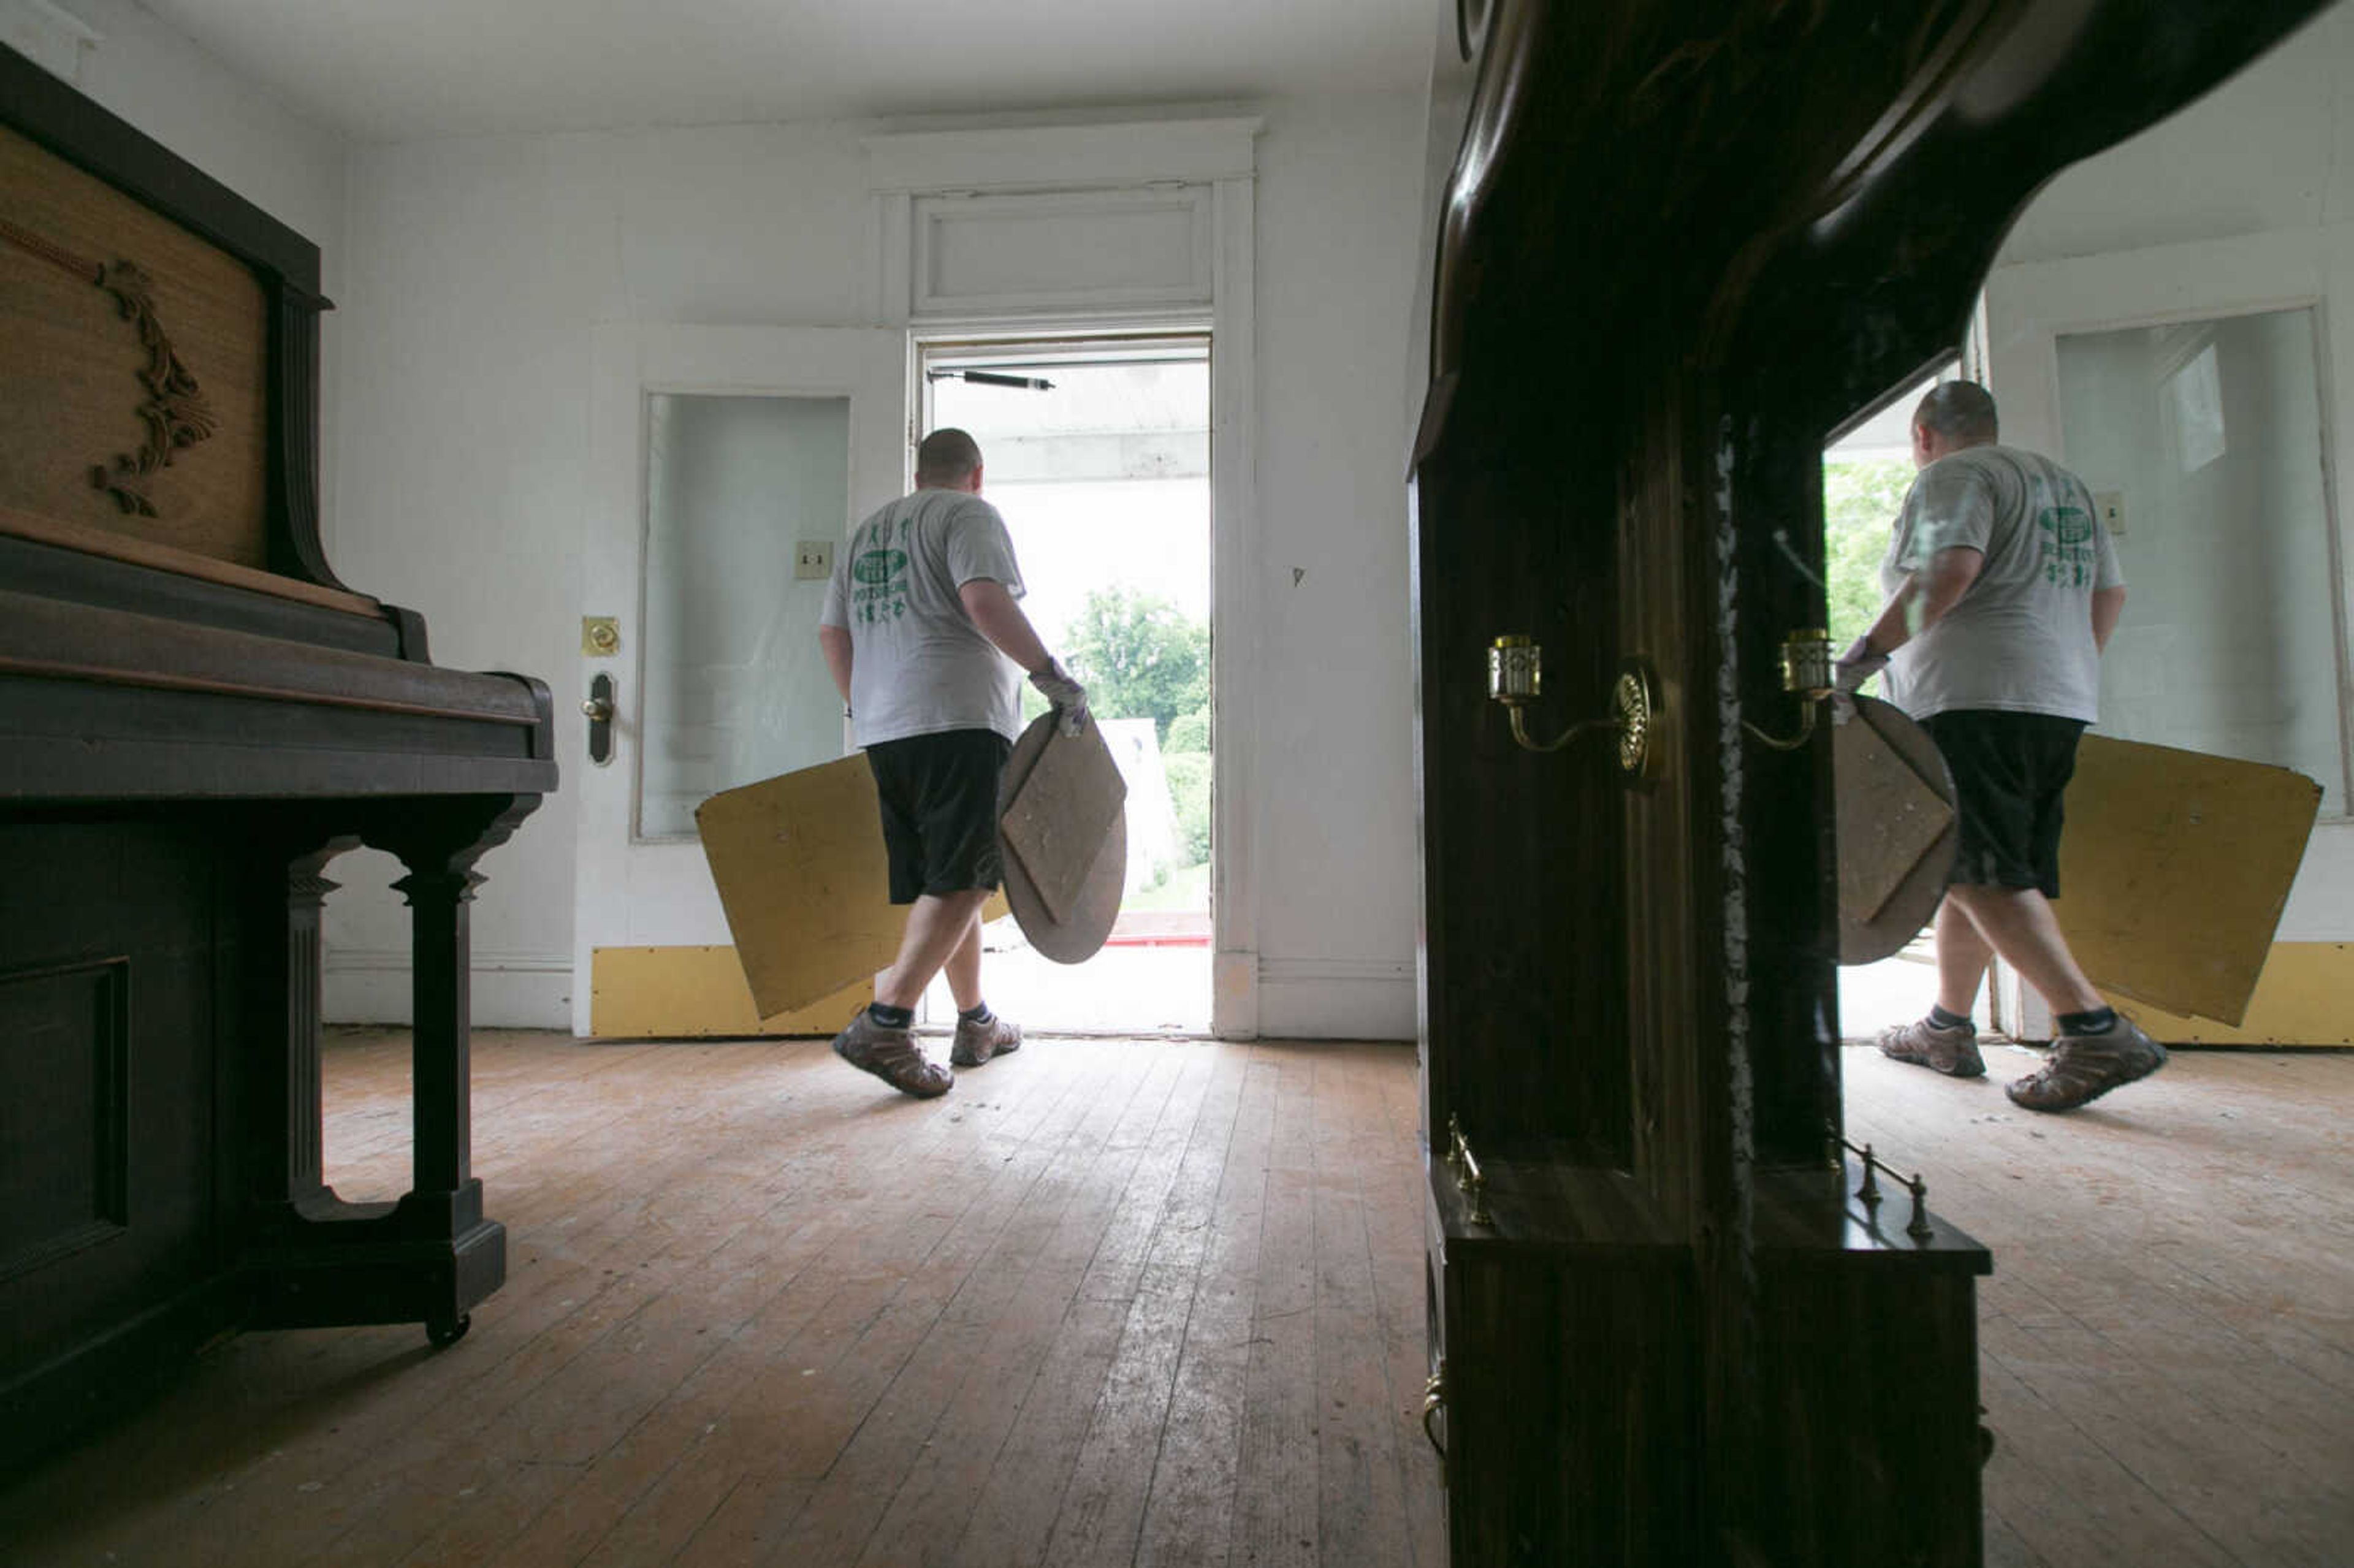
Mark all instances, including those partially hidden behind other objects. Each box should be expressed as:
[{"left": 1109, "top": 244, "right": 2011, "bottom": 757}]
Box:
[
  {"left": 1822, "top": 458, "right": 1914, "bottom": 655},
  {"left": 1061, "top": 586, "right": 1209, "bottom": 744},
  {"left": 1052, "top": 586, "right": 1215, "bottom": 872}
]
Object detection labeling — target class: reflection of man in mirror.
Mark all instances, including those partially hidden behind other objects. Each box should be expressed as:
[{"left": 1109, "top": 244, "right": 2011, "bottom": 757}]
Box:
[
  {"left": 1835, "top": 381, "right": 2160, "bottom": 1113},
  {"left": 817, "top": 428, "right": 1090, "bottom": 1097}
]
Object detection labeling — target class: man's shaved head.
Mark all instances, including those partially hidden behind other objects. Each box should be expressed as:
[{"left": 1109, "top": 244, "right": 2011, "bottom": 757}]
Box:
[
  {"left": 1914, "top": 381, "right": 1999, "bottom": 448},
  {"left": 916, "top": 427, "right": 983, "bottom": 488}
]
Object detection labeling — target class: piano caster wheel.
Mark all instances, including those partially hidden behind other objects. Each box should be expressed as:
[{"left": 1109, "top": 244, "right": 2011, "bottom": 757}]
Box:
[{"left": 427, "top": 1314, "right": 471, "bottom": 1350}]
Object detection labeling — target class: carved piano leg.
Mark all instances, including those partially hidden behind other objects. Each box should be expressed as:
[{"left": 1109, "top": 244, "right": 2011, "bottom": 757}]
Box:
[
  {"left": 243, "top": 796, "right": 539, "bottom": 1344},
  {"left": 383, "top": 796, "right": 536, "bottom": 1345},
  {"left": 254, "top": 831, "right": 362, "bottom": 1218}
]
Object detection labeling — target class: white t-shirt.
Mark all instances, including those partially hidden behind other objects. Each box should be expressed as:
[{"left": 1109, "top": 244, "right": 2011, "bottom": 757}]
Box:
[
  {"left": 1878, "top": 444, "right": 2124, "bottom": 723},
  {"left": 819, "top": 489, "right": 1027, "bottom": 747}
]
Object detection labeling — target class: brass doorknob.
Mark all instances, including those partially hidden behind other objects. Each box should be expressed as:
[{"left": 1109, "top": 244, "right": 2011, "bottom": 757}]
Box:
[{"left": 582, "top": 696, "right": 614, "bottom": 723}]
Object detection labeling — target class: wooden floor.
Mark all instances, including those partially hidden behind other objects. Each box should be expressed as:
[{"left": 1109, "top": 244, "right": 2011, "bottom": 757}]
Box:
[
  {"left": 1, "top": 1032, "right": 1442, "bottom": 1568},
  {"left": 1, "top": 1033, "right": 2347, "bottom": 1566},
  {"left": 1843, "top": 1041, "right": 2354, "bottom": 1568}
]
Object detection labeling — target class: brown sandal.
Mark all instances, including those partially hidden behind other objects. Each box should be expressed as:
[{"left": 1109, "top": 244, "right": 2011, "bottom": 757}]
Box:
[
  {"left": 832, "top": 1011, "right": 952, "bottom": 1098},
  {"left": 2006, "top": 1021, "right": 2166, "bottom": 1113},
  {"left": 951, "top": 1013, "right": 1022, "bottom": 1068},
  {"left": 1876, "top": 1016, "right": 1986, "bottom": 1078}
]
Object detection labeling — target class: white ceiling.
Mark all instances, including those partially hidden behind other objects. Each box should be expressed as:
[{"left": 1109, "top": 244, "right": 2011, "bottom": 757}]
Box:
[{"left": 136, "top": 0, "right": 1434, "bottom": 143}]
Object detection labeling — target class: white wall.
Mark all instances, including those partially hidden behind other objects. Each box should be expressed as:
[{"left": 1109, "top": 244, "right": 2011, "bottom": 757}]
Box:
[
  {"left": 1983, "top": 0, "right": 2354, "bottom": 946},
  {"left": 51, "top": 0, "right": 348, "bottom": 259},
  {"left": 1249, "top": 94, "right": 1425, "bottom": 1037},
  {"left": 322, "top": 91, "right": 1428, "bottom": 1037}
]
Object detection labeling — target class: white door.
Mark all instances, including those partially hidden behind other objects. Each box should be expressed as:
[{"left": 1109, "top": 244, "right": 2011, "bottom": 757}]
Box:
[
  {"left": 571, "top": 325, "right": 906, "bottom": 1037},
  {"left": 1983, "top": 244, "right": 2352, "bottom": 1041}
]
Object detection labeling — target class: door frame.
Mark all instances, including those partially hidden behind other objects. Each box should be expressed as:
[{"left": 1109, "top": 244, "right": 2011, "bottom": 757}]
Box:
[
  {"left": 905, "top": 303, "right": 1260, "bottom": 1038},
  {"left": 863, "top": 120, "right": 1262, "bottom": 1036},
  {"left": 910, "top": 325, "right": 1225, "bottom": 1035},
  {"left": 570, "top": 322, "right": 906, "bottom": 1037}
]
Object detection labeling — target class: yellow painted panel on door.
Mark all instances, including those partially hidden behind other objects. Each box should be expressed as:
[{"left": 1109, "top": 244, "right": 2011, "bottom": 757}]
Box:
[
  {"left": 2056, "top": 735, "right": 2320, "bottom": 1026},
  {"left": 2107, "top": 943, "right": 2353, "bottom": 1046},
  {"left": 591, "top": 945, "right": 871, "bottom": 1038}
]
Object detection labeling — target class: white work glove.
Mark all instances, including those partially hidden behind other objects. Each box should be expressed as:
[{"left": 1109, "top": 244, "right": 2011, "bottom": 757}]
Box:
[
  {"left": 1833, "top": 634, "right": 1887, "bottom": 696},
  {"left": 1030, "top": 658, "right": 1091, "bottom": 737}
]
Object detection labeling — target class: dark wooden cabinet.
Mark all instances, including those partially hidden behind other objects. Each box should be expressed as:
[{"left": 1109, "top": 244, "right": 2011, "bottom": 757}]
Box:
[{"left": 1406, "top": 2, "right": 2326, "bottom": 1562}]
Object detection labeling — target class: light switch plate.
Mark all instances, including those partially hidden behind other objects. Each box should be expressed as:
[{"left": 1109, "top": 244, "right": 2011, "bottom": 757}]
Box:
[
  {"left": 2093, "top": 490, "right": 2127, "bottom": 538},
  {"left": 794, "top": 540, "right": 834, "bottom": 580}
]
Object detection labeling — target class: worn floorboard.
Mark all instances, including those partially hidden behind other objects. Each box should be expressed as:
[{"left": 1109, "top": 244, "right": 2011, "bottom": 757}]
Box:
[
  {"left": 1843, "top": 1041, "right": 2354, "bottom": 1568},
  {"left": 1, "top": 1034, "right": 2347, "bottom": 1567}
]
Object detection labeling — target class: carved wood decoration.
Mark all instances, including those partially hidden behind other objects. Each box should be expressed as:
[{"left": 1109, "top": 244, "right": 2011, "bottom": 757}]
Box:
[
  {"left": 0, "top": 215, "right": 221, "bottom": 517},
  {"left": 92, "top": 257, "right": 219, "bottom": 513},
  {"left": 0, "top": 122, "right": 264, "bottom": 565}
]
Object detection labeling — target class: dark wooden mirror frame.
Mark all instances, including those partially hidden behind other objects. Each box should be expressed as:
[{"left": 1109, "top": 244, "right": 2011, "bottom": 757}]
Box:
[{"left": 1407, "top": 4, "right": 2330, "bottom": 1562}]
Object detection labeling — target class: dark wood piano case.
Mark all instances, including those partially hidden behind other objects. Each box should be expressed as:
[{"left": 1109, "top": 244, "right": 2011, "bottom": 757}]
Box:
[
  {"left": 0, "top": 44, "right": 555, "bottom": 1471},
  {"left": 1407, "top": 2, "right": 2326, "bottom": 1564}
]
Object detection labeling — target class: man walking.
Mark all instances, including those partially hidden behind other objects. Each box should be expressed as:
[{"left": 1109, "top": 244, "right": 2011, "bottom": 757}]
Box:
[
  {"left": 1837, "top": 381, "right": 2165, "bottom": 1113},
  {"left": 817, "top": 427, "right": 1089, "bottom": 1098}
]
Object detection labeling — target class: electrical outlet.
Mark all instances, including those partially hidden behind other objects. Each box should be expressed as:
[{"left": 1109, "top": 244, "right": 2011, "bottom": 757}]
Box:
[
  {"left": 2093, "top": 490, "right": 2127, "bottom": 538},
  {"left": 794, "top": 540, "right": 834, "bottom": 580}
]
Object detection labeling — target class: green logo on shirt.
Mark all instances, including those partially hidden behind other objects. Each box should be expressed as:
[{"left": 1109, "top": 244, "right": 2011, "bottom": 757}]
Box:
[
  {"left": 852, "top": 547, "right": 906, "bottom": 586},
  {"left": 2037, "top": 506, "right": 2095, "bottom": 587}
]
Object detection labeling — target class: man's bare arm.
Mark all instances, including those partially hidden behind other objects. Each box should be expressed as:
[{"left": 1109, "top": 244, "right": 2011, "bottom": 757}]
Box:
[
  {"left": 2091, "top": 585, "right": 2126, "bottom": 652},
  {"left": 818, "top": 623, "right": 854, "bottom": 704},
  {"left": 1908, "top": 545, "right": 1984, "bottom": 642},
  {"left": 1863, "top": 546, "right": 1986, "bottom": 657},
  {"left": 958, "top": 579, "right": 1052, "bottom": 672}
]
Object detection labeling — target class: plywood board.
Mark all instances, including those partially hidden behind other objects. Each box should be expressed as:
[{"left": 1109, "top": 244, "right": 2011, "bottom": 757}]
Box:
[
  {"left": 1836, "top": 710, "right": 1952, "bottom": 923},
  {"left": 590, "top": 946, "right": 870, "bottom": 1038},
  {"left": 2103, "top": 943, "right": 2353, "bottom": 1046},
  {"left": 996, "top": 712, "right": 1126, "bottom": 963},
  {"left": 998, "top": 721, "right": 1126, "bottom": 923},
  {"left": 2056, "top": 735, "right": 2322, "bottom": 1026},
  {"left": 1835, "top": 696, "right": 1957, "bottom": 966},
  {"left": 693, "top": 754, "right": 1007, "bottom": 1021}
]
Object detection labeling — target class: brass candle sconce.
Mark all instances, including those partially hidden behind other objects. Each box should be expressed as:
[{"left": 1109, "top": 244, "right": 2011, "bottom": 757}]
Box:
[
  {"left": 1486, "top": 636, "right": 1663, "bottom": 780},
  {"left": 1743, "top": 628, "right": 1836, "bottom": 752}
]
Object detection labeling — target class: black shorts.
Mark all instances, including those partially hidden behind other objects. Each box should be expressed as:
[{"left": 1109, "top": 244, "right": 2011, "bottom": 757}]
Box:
[
  {"left": 1918, "top": 710, "right": 2087, "bottom": 897},
  {"left": 865, "top": 729, "right": 1011, "bottom": 905}
]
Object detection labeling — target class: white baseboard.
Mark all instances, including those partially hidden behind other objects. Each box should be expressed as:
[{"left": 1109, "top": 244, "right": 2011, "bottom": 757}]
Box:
[
  {"left": 318, "top": 948, "right": 1416, "bottom": 1041},
  {"left": 1255, "top": 957, "right": 1415, "bottom": 1041},
  {"left": 323, "top": 948, "right": 573, "bottom": 1030}
]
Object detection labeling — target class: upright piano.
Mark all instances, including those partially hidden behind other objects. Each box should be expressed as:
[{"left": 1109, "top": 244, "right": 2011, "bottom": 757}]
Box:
[{"left": 0, "top": 45, "right": 555, "bottom": 1469}]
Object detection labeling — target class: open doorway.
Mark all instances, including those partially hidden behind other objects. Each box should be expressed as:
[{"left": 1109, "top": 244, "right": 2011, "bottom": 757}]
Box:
[
  {"left": 1823, "top": 364, "right": 1966, "bottom": 1041},
  {"left": 918, "top": 336, "right": 1214, "bottom": 1033}
]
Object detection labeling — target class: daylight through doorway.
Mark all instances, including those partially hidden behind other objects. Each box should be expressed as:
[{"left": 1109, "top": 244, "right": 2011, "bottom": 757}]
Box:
[
  {"left": 1825, "top": 366, "right": 1957, "bottom": 1043},
  {"left": 921, "top": 337, "right": 1214, "bottom": 1033}
]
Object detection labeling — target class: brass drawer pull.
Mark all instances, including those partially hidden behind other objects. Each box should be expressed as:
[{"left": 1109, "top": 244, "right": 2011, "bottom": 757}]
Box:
[{"left": 1422, "top": 1359, "right": 1447, "bottom": 1460}]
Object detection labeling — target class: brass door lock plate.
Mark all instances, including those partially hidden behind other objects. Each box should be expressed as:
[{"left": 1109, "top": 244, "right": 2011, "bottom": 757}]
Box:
[
  {"left": 582, "top": 615, "right": 621, "bottom": 657},
  {"left": 583, "top": 671, "right": 616, "bottom": 766}
]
